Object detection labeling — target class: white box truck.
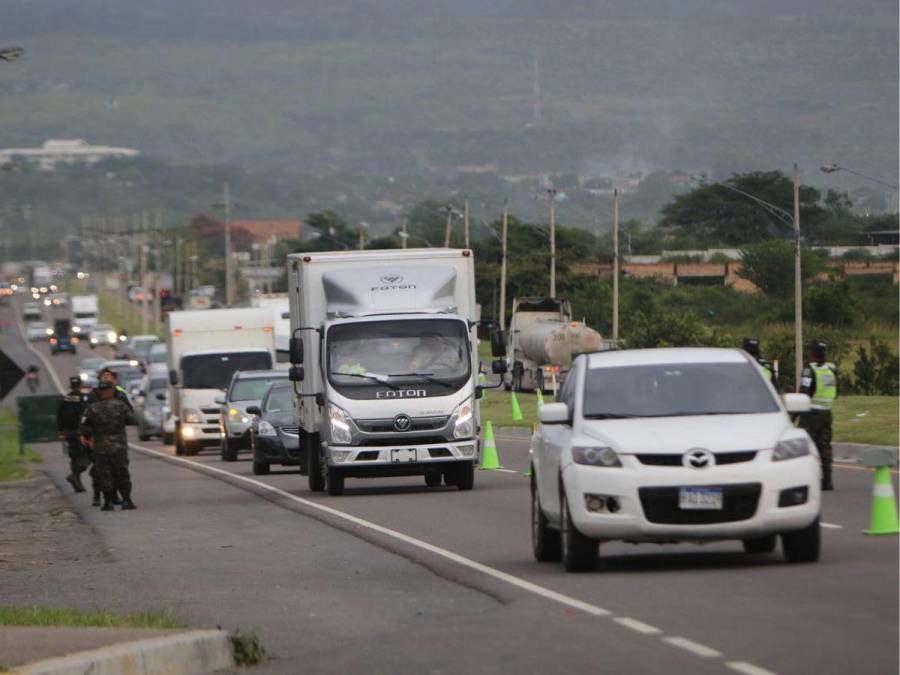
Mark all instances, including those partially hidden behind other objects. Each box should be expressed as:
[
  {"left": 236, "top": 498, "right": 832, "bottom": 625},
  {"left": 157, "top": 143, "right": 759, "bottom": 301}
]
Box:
[
  {"left": 166, "top": 308, "right": 276, "bottom": 455},
  {"left": 251, "top": 293, "right": 290, "bottom": 364},
  {"left": 70, "top": 294, "right": 99, "bottom": 334},
  {"left": 286, "top": 248, "right": 506, "bottom": 496}
]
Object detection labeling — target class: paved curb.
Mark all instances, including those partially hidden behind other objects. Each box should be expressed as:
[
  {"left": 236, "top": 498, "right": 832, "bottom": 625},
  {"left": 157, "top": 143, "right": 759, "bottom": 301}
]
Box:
[
  {"left": 9, "top": 629, "right": 234, "bottom": 675},
  {"left": 834, "top": 442, "right": 899, "bottom": 466}
]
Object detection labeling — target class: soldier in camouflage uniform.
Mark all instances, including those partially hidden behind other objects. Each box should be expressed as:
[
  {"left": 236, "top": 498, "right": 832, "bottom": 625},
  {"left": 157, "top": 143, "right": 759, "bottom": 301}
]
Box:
[
  {"left": 80, "top": 381, "right": 137, "bottom": 511},
  {"left": 57, "top": 376, "right": 91, "bottom": 494}
]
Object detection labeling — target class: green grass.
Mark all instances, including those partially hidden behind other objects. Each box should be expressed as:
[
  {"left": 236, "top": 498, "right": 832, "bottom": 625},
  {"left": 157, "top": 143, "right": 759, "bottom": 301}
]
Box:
[
  {"left": 481, "top": 388, "right": 550, "bottom": 428},
  {"left": 833, "top": 396, "right": 899, "bottom": 447},
  {"left": 0, "top": 607, "right": 186, "bottom": 629},
  {"left": 0, "top": 410, "right": 42, "bottom": 482},
  {"left": 98, "top": 291, "right": 161, "bottom": 338}
]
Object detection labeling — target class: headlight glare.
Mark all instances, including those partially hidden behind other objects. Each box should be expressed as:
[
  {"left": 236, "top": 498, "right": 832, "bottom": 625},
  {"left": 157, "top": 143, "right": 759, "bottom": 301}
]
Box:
[
  {"left": 773, "top": 438, "right": 812, "bottom": 461},
  {"left": 182, "top": 408, "right": 203, "bottom": 424},
  {"left": 452, "top": 398, "right": 474, "bottom": 439},
  {"left": 572, "top": 446, "right": 622, "bottom": 467}
]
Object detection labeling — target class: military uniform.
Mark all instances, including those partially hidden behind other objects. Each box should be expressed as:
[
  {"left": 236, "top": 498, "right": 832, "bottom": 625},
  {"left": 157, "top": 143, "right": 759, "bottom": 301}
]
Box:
[
  {"left": 57, "top": 385, "right": 90, "bottom": 493},
  {"left": 800, "top": 360, "right": 838, "bottom": 490},
  {"left": 80, "top": 395, "right": 137, "bottom": 510},
  {"left": 86, "top": 385, "right": 134, "bottom": 411}
]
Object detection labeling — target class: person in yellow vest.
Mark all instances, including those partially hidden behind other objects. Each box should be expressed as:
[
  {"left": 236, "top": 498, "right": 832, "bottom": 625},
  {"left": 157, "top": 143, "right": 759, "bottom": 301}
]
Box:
[
  {"left": 742, "top": 337, "right": 778, "bottom": 389},
  {"left": 799, "top": 340, "right": 837, "bottom": 491}
]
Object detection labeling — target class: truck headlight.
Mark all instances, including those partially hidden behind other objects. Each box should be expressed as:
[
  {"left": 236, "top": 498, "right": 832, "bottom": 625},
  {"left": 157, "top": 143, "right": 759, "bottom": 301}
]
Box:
[
  {"left": 107, "top": 331, "right": 117, "bottom": 341},
  {"left": 773, "top": 437, "right": 812, "bottom": 461},
  {"left": 257, "top": 420, "right": 278, "bottom": 437},
  {"left": 72, "top": 326, "right": 81, "bottom": 333},
  {"left": 328, "top": 404, "right": 353, "bottom": 445},
  {"left": 452, "top": 398, "right": 474, "bottom": 439},
  {"left": 182, "top": 408, "right": 203, "bottom": 424},
  {"left": 572, "top": 446, "right": 622, "bottom": 467},
  {"left": 45, "top": 328, "right": 53, "bottom": 336}
]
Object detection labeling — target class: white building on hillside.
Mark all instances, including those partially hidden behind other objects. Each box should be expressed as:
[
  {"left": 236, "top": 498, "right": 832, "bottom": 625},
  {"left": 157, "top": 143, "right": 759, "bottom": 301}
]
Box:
[{"left": 0, "top": 139, "right": 139, "bottom": 170}]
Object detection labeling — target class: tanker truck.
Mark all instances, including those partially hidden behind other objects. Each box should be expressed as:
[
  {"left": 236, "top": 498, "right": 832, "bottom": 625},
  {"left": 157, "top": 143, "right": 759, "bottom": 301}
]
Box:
[{"left": 507, "top": 297, "right": 603, "bottom": 393}]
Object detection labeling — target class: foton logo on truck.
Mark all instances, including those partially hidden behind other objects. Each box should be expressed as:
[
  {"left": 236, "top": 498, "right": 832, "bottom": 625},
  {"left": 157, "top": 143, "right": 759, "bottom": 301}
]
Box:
[
  {"left": 371, "top": 275, "right": 417, "bottom": 292},
  {"left": 376, "top": 389, "right": 427, "bottom": 399}
]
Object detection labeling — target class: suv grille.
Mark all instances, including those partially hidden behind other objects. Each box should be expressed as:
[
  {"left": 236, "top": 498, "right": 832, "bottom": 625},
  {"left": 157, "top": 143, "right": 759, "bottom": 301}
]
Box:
[
  {"left": 281, "top": 426, "right": 300, "bottom": 436},
  {"left": 636, "top": 451, "right": 757, "bottom": 466},
  {"left": 638, "top": 483, "right": 761, "bottom": 524}
]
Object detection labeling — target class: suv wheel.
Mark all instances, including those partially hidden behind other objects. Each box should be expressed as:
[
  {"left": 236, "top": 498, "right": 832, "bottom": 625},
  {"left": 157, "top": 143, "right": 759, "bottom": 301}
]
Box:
[
  {"left": 532, "top": 476, "right": 561, "bottom": 562},
  {"left": 221, "top": 437, "right": 238, "bottom": 462},
  {"left": 560, "top": 489, "right": 597, "bottom": 572},
  {"left": 326, "top": 467, "right": 345, "bottom": 496},
  {"left": 252, "top": 459, "right": 270, "bottom": 475},
  {"left": 781, "top": 518, "right": 820, "bottom": 563}
]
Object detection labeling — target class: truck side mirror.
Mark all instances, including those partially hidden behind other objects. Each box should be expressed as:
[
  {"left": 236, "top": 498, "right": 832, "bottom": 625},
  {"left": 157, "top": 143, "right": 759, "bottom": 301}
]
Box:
[
  {"left": 289, "top": 366, "right": 305, "bottom": 382},
  {"left": 491, "top": 359, "right": 507, "bottom": 375},
  {"left": 289, "top": 337, "right": 304, "bottom": 364},
  {"left": 169, "top": 369, "right": 178, "bottom": 386},
  {"left": 490, "top": 329, "right": 506, "bottom": 358},
  {"left": 246, "top": 406, "right": 261, "bottom": 416}
]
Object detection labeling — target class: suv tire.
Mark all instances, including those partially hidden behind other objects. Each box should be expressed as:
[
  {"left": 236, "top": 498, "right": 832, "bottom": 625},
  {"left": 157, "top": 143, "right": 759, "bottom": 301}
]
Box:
[
  {"left": 221, "top": 437, "right": 238, "bottom": 462},
  {"left": 532, "top": 476, "right": 561, "bottom": 562},
  {"left": 326, "top": 467, "right": 345, "bottom": 496},
  {"left": 782, "top": 518, "right": 820, "bottom": 563},
  {"left": 560, "top": 489, "right": 597, "bottom": 572}
]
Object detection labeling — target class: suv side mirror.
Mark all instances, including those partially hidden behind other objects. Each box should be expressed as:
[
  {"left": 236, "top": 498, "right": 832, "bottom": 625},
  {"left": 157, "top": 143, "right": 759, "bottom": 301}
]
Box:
[
  {"left": 155, "top": 392, "right": 166, "bottom": 401},
  {"left": 169, "top": 369, "right": 178, "bottom": 386},
  {"left": 539, "top": 402, "right": 569, "bottom": 425},
  {"left": 782, "top": 393, "right": 811, "bottom": 414},
  {"left": 490, "top": 329, "right": 506, "bottom": 358},
  {"left": 289, "top": 336, "right": 303, "bottom": 364},
  {"left": 214, "top": 396, "right": 226, "bottom": 405},
  {"left": 289, "top": 366, "right": 305, "bottom": 382},
  {"left": 246, "top": 406, "right": 261, "bottom": 416}
]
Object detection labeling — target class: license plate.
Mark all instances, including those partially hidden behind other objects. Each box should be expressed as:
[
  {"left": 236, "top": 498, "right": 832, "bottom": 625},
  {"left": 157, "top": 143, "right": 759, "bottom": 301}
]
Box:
[
  {"left": 679, "top": 487, "right": 723, "bottom": 510},
  {"left": 391, "top": 448, "right": 418, "bottom": 463}
]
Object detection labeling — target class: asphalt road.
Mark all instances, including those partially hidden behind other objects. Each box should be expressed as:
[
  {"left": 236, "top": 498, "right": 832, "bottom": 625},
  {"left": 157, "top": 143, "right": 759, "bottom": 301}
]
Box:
[{"left": 5, "top": 295, "right": 898, "bottom": 674}]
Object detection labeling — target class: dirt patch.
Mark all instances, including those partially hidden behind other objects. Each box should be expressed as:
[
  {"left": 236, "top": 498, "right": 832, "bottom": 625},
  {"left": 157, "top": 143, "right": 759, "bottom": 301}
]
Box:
[{"left": 0, "top": 471, "right": 109, "bottom": 571}]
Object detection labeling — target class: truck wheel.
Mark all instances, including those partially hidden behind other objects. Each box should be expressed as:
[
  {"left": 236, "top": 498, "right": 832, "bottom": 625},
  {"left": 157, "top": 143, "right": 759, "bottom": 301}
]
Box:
[
  {"left": 252, "top": 459, "right": 270, "bottom": 475},
  {"left": 781, "top": 518, "right": 820, "bottom": 563},
  {"left": 163, "top": 432, "right": 174, "bottom": 445},
  {"left": 560, "top": 489, "right": 597, "bottom": 572},
  {"left": 326, "top": 467, "right": 345, "bottom": 496},
  {"left": 307, "top": 436, "right": 325, "bottom": 492},
  {"left": 89, "top": 343, "right": 95, "bottom": 350},
  {"left": 174, "top": 424, "right": 185, "bottom": 456},
  {"left": 532, "top": 476, "right": 561, "bottom": 562},
  {"left": 221, "top": 437, "right": 238, "bottom": 462},
  {"left": 455, "top": 462, "right": 475, "bottom": 491},
  {"left": 743, "top": 534, "right": 777, "bottom": 554}
]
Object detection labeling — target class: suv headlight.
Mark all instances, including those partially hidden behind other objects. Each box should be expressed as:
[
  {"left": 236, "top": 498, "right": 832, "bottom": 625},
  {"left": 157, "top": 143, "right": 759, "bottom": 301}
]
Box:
[
  {"left": 452, "top": 398, "right": 474, "bottom": 439},
  {"left": 182, "top": 408, "right": 203, "bottom": 424},
  {"left": 328, "top": 404, "right": 353, "bottom": 445},
  {"left": 773, "top": 437, "right": 812, "bottom": 461},
  {"left": 572, "top": 446, "right": 622, "bottom": 467},
  {"left": 257, "top": 420, "right": 278, "bottom": 437}
]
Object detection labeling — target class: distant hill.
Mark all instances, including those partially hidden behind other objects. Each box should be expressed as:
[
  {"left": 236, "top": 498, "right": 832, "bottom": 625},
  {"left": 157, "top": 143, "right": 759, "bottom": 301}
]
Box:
[{"left": 0, "top": 0, "right": 896, "bottom": 182}]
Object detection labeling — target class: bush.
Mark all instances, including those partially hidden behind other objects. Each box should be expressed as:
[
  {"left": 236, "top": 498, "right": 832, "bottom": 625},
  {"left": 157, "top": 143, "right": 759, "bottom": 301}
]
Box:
[
  {"left": 738, "top": 240, "right": 824, "bottom": 296},
  {"left": 756, "top": 324, "right": 851, "bottom": 392},
  {"left": 624, "top": 309, "right": 732, "bottom": 349},
  {"left": 804, "top": 283, "right": 857, "bottom": 327},
  {"left": 849, "top": 340, "right": 899, "bottom": 395}
]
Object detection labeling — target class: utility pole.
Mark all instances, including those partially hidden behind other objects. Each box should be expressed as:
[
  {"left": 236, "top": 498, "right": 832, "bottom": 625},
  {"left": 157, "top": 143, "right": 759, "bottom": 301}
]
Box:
[
  {"left": 499, "top": 200, "right": 509, "bottom": 329},
  {"left": 793, "top": 164, "right": 803, "bottom": 392},
  {"left": 358, "top": 223, "right": 365, "bottom": 251},
  {"left": 223, "top": 181, "right": 234, "bottom": 307},
  {"left": 400, "top": 217, "right": 408, "bottom": 249},
  {"left": 463, "top": 199, "right": 470, "bottom": 249},
  {"left": 612, "top": 189, "right": 620, "bottom": 341},
  {"left": 444, "top": 205, "right": 454, "bottom": 248},
  {"left": 140, "top": 211, "right": 148, "bottom": 334},
  {"left": 153, "top": 209, "right": 162, "bottom": 332},
  {"left": 548, "top": 188, "right": 557, "bottom": 299}
]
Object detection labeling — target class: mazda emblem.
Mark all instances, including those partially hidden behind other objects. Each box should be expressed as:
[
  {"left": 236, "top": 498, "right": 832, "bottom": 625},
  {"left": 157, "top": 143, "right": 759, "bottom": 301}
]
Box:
[
  {"left": 683, "top": 448, "right": 715, "bottom": 469},
  {"left": 393, "top": 414, "right": 411, "bottom": 432}
]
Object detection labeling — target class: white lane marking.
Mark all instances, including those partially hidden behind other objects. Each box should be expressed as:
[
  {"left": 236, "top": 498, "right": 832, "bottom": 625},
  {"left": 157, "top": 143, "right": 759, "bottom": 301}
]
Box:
[
  {"left": 613, "top": 617, "right": 662, "bottom": 635},
  {"left": 662, "top": 637, "right": 722, "bottom": 658},
  {"left": 820, "top": 522, "right": 843, "bottom": 529},
  {"left": 13, "top": 308, "right": 65, "bottom": 394},
  {"left": 728, "top": 661, "right": 778, "bottom": 675},
  {"left": 492, "top": 468, "right": 519, "bottom": 474}
]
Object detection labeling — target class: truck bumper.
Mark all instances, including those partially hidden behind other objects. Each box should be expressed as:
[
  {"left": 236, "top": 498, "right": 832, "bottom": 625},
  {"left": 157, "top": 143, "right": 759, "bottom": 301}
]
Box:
[{"left": 324, "top": 440, "right": 478, "bottom": 476}]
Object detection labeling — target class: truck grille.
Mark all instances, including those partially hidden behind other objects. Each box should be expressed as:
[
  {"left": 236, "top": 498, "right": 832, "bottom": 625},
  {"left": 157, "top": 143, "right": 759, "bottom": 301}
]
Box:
[
  {"left": 356, "top": 416, "right": 449, "bottom": 433},
  {"left": 638, "top": 483, "right": 761, "bottom": 524},
  {"left": 636, "top": 451, "right": 757, "bottom": 466}
]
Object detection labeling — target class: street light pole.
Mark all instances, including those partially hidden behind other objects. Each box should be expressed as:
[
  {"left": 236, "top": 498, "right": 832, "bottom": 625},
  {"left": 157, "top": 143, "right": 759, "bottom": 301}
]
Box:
[
  {"left": 612, "top": 189, "right": 620, "bottom": 341},
  {"left": 793, "top": 164, "right": 803, "bottom": 392},
  {"left": 464, "top": 199, "right": 470, "bottom": 249},
  {"left": 223, "top": 181, "right": 233, "bottom": 307},
  {"left": 499, "top": 200, "right": 509, "bottom": 329},
  {"left": 548, "top": 188, "right": 557, "bottom": 299},
  {"left": 444, "top": 206, "right": 454, "bottom": 248}
]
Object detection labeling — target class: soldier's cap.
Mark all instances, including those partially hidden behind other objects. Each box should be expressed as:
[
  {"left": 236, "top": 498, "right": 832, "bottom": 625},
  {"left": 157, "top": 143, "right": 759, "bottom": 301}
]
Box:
[
  {"left": 68, "top": 376, "right": 82, "bottom": 388},
  {"left": 742, "top": 337, "right": 760, "bottom": 349},
  {"left": 96, "top": 381, "right": 113, "bottom": 390},
  {"left": 811, "top": 340, "right": 828, "bottom": 352}
]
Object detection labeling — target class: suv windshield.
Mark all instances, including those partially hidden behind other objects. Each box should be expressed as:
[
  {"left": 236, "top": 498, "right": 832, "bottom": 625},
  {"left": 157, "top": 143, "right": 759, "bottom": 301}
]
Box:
[
  {"left": 230, "top": 376, "right": 287, "bottom": 401},
  {"left": 264, "top": 387, "right": 293, "bottom": 413},
  {"left": 181, "top": 352, "right": 273, "bottom": 390},
  {"left": 327, "top": 319, "right": 470, "bottom": 390},
  {"left": 582, "top": 362, "right": 779, "bottom": 418}
]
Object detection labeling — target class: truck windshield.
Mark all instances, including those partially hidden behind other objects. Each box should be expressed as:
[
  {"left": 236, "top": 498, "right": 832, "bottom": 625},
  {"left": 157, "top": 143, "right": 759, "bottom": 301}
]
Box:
[
  {"left": 181, "top": 352, "right": 273, "bottom": 390},
  {"left": 327, "top": 319, "right": 470, "bottom": 394},
  {"left": 582, "top": 362, "right": 779, "bottom": 419}
]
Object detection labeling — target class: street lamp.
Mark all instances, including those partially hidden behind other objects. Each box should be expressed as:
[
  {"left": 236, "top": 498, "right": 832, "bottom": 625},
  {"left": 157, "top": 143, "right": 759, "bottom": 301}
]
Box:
[{"left": 820, "top": 164, "right": 897, "bottom": 192}]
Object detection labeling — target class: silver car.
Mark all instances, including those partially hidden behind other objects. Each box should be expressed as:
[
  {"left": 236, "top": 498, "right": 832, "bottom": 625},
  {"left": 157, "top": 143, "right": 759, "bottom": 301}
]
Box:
[
  {"left": 217, "top": 370, "right": 289, "bottom": 462},
  {"left": 135, "top": 370, "right": 170, "bottom": 441}
]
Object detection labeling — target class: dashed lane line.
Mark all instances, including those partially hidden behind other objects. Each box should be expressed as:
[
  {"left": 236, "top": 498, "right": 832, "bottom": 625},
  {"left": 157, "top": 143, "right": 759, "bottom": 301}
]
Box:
[
  {"left": 820, "top": 522, "right": 843, "bottom": 529},
  {"left": 130, "top": 440, "right": 780, "bottom": 675},
  {"left": 727, "top": 661, "right": 779, "bottom": 675}
]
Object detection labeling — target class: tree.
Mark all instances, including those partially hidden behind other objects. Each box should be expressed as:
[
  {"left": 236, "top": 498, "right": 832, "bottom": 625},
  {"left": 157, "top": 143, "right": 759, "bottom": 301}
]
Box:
[
  {"left": 737, "top": 240, "right": 823, "bottom": 296},
  {"left": 659, "top": 171, "right": 825, "bottom": 246}
]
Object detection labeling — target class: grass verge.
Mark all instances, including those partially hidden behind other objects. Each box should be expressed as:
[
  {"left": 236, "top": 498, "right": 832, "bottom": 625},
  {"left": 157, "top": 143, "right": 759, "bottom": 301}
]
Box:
[
  {"left": 0, "top": 607, "right": 185, "bottom": 629},
  {"left": 231, "top": 631, "right": 266, "bottom": 666},
  {"left": 833, "top": 396, "right": 899, "bottom": 447},
  {"left": 480, "top": 388, "right": 550, "bottom": 428},
  {"left": 0, "top": 409, "right": 42, "bottom": 482}
]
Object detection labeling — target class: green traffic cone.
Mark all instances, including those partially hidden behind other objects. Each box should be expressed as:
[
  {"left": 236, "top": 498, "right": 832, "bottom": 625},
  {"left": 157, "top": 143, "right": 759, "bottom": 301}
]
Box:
[
  {"left": 864, "top": 466, "right": 900, "bottom": 535},
  {"left": 479, "top": 372, "right": 486, "bottom": 384},
  {"left": 479, "top": 420, "right": 502, "bottom": 470},
  {"left": 510, "top": 392, "right": 523, "bottom": 422}
]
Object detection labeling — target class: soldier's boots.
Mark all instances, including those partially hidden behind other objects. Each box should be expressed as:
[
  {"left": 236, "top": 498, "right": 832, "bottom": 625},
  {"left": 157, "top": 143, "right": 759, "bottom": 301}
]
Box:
[
  {"left": 101, "top": 492, "right": 117, "bottom": 511},
  {"left": 66, "top": 473, "right": 86, "bottom": 493},
  {"left": 120, "top": 489, "right": 137, "bottom": 510},
  {"left": 112, "top": 492, "right": 123, "bottom": 505},
  {"left": 92, "top": 488, "right": 102, "bottom": 507}
]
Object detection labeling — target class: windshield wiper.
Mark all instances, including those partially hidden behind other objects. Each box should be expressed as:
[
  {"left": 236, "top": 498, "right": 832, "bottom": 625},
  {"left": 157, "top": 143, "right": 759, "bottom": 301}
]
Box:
[
  {"left": 386, "top": 372, "right": 457, "bottom": 387},
  {"left": 582, "top": 413, "right": 639, "bottom": 419},
  {"left": 329, "top": 371, "right": 399, "bottom": 389}
]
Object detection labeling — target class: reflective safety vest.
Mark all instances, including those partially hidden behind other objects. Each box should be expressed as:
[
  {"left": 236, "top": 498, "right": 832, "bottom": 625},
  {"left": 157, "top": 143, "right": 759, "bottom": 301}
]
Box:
[
  {"left": 810, "top": 363, "right": 837, "bottom": 410},
  {"left": 758, "top": 359, "right": 774, "bottom": 382}
]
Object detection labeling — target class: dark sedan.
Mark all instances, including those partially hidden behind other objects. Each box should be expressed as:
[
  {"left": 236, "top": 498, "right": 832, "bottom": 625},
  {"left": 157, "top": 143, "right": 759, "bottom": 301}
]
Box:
[{"left": 248, "top": 384, "right": 304, "bottom": 475}]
